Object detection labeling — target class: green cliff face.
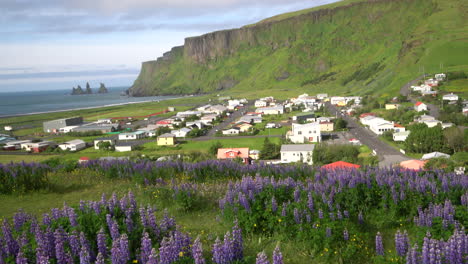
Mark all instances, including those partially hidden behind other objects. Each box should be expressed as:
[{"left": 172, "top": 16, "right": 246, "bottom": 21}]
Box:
[{"left": 129, "top": 0, "right": 468, "bottom": 98}]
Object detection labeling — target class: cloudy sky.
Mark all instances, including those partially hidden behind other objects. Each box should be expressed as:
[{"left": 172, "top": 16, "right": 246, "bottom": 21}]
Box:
[{"left": 0, "top": 0, "right": 338, "bottom": 92}]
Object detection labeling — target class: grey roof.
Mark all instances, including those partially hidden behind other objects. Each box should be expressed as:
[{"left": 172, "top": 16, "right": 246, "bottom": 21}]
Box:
[
  {"left": 115, "top": 141, "right": 144, "bottom": 147},
  {"left": 94, "top": 136, "right": 117, "bottom": 141},
  {"left": 421, "top": 152, "right": 450, "bottom": 160},
  {"left": 159, "top": 133, "right": 176, "bottom": 138},
  {"left": 281, "top": 144, "right": 315, "bottom": 152}
]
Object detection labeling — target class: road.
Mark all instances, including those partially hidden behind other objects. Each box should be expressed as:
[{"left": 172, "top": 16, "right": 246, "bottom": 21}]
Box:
[
  {"left": 204, "top": 102, "right": 253, "bottom": 137},
  {"left": 400, "top": 75, "right": 440, "bottom": 118},
  {"left": 189, "top": 134, "right": 281, "bottom": 141},
  {"left": 325, "top": 103, "right": 409, "bottom": 167}
]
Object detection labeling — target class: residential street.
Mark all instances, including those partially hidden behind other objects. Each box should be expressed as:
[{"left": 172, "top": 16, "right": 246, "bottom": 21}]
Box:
[
  {"left": 400, "top": 75, "right": 440, "bottom": 118},
  {"left": 325, "top": 102, "right": 409, "bottom": 167},
  {"left": 203, "top": 102, "right": 253, "bottom": 137}
]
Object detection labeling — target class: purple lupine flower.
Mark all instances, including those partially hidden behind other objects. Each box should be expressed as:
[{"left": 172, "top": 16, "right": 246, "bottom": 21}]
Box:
[
  {"left": 307, "top": 192, "right": 314, "bottom": 212},
  {"left": 232, "top": 220, "right": 243, "bottom": 260},
  {"left": 294, "top": 208, "right": 301, "bottom": 224},
  {"left": 375, "top": 232, "right": 384, "bottom": 256},
  {"left": 125, "top": 214, "right": 133, "bottom": 233},
  {"left": 80, "top": 232, "right": 92, "bottom": 260},
  {"left": 67, "top": 207, "right": 78, "bottom": 227},
  {"left": 141, "top": 232, "right": 152, "bottom": 264},
  {"left": 45, "top": 227, "right": 55, "bottom": 259},
  {"left": 95, "top": 253, "right": 105, "bottom": 264},
  {"left": 326, "top": 227, "right": 332, "bottom": 238},
  {"left": 2, "top": 219, "right": 19, "bottom": 257},
  {"left": 80, "top": 246, "right": 91, "bottom": 264},
  {"left": 13, "top": 210, "right": 30, "bottom": 231},
  {"left": 192, "top": 236, "right": 205, "bottom": 264},
  {"left": 147, "top": 207, "right": 160, "bottom": 238},
  {"left": 343, "top": 229, "right": 349, "bottom": 241},
  {"left": 281, "top": 204, "right": 287, "bottom": 217},
  {"left": 147, "top": 248, "right": 159, "bottom": 264},
  {"left": 111, "top": 238, "right": 123, "bottom": 264},
  {"left": 344, "top": 210, "right": 349, "bottom": 218},
  {"left": 238, "top": 192, "right": 250, "bottom": 212},
  {"left": 273, "top": 245, "right": 283, "bottom": 264},
  {"left": 294, "top": 187, "right": 300, "bottom": 203},
  {"left": 159, "top": 236, "right": 178, "bottom": 264},
  {"left": 54, "top": 227, "right": 66, "bottom": 264},
  {"left": 69, "top": 231, "right": 81, "bottom": 257},
  {"left": 271, "top": 197, "right": 278, "bottom": 212},
  {"left": 212, "top": 237, "right": 224, "bottom": 264},
  {"left": 120, "top": 234, "right": 130, "bottom": 263},
  {"left": 222, "top": 231, "right": 235, "bottom": 263},
  {"left": 256, "top": 251, "right": 270, "bottom": 264},
  {"left": 42, "top": 213, "right": 52, "bottom": 226},
  {"left": 106, "top": 214, "right": 120, "bottom": 240},
  {"left": 97, "top": 228, "right": 107, "bottom": 258},
  {"left": 358, "top": 211, "right": 364, "bottom": 224},
  {"left": 318, "top": 209, "right": 324, "bottom": 219},
  {"left": 16, "top": 250, "right": 28, "bottom": 264},
  {"left": 37, "top": 254, "right": 50, "bottom": 264}
]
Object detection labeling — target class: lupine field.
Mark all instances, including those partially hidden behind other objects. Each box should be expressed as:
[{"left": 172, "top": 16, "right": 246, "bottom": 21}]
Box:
[{"left": 0, "top": 160, "right": 467, "bottom": 263}]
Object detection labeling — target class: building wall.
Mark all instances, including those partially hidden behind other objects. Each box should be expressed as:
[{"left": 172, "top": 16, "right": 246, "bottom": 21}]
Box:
[
  {"left": 319, "top": 123, "right": 334, "bottom": 132},
  {"left": 281, "top": 151, "right": 313, "bottom": 165},
  {"left": 157, "top": 137, "right": 175, "bottom": 146},
  {"left": 115, "top": 146, "right": 132, "bottom": 152},
  {"left": 43, "top": 117, "right": 83, "bottom": 132}
]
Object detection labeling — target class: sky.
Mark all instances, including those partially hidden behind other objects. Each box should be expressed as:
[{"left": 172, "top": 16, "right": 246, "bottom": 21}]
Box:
[{"left": 0, "top": 0, "right": 339, "bottom": 92}]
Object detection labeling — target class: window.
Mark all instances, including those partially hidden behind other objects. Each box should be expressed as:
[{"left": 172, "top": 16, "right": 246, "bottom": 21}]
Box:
[{"left": 298, "top": 131, "right": 302, "bottom": 135}]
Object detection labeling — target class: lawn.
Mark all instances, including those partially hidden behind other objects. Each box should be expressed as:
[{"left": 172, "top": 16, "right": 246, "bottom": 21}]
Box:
[
  {"left": 439, "top": 79, "right": 468, "bottom": 98},
  {"left": 0, "top": 154, "right": 59, "bottom": 164}
]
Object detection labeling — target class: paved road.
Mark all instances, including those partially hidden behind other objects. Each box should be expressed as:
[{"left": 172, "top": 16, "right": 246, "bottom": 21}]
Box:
[
  {"left": 188, "top": 134, "right": 281, "bottom": 142},
  {"left": 325, "top": 103, "right": 409, "bottom": 167},
  {"left": 204, "top": 102, "right": 253, "bottom": 137},
  {"left": 400, "top": 75, "right": 440, "bottom": 118}
]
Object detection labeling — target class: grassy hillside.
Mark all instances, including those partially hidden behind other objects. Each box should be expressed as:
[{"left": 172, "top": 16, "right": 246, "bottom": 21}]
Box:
[{"left": 130, "top": 0, "right": 468, "bottom": 99}]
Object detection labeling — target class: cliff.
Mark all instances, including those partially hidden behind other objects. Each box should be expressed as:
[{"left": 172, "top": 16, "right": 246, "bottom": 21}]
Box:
[{"left": 129, "top": 0, "right": 468, "bottom": 97}]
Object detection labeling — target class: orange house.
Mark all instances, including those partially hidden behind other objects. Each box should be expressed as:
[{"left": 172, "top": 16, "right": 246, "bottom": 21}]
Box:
[{"left": 217, "top": 148, "right": 251, "bottom": 164}]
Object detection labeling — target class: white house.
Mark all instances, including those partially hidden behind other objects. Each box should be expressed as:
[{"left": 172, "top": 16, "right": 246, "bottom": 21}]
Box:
[
  {"left": 256, "top": 105, "right": 284, "bottom": 115},
  {"left": 205, "top": 105, "right": 227, "bottom": 115},
  {"left": 3, "top": 140, "right": 32, "bottom": 150},
  {"left": 330, "top": 96, "right": 346, "bottom": 106},
  {"left": 94, "top": 137, "right": 116, "bottom": 150},
  {"left": 393, "top": 131, "right": 410, "bottom": 142},
  {"left": 118, "top": 131, "right": 147, "bottom": 140},
  {"left": 424, "top": 119, "right": 442, "bottom": 128},
  {"left": 317, "top": 93, "right": 328, "bottom": 100},
  {"left": 171, "top": 127, "right": 192, "bottom": 138},
  {"left": 435, "top": 73, "right": 446, "bottom": 81},
  {"left": 58, "top": 126, "right": 79, "bottom": 133},
  {"left": 115, "top": 142, "right": 139, "bottom": 152},
  {"left": 414, "top": 102, "right": 428, "bottom": 112},
  {"left": 201, "top": 114, "right": 218, "bottom": 125},
  {"left": 361, "top": 116, "right": 382, "bottom": 126},
  {"left": 369, "top": 119, "right": 395, "bottom": 135},
  {"left": 442, "top": 93, "right": 459, "bottom": 101},
  {"left": 280, "top": 144, "right": 315, "bottom": 165},
  {"left": 239, "top": 115, "right": 262, "bottom": 124},
  {"left": 222, "top": 128, "right": 240, "bottom": 135},
  {"left": 59, "top": 139, "right": 86, "bottom": 152},
  {"left": 176, "top": 111, "right": 202, "bottom": 119},
  {"left": 186, "top": 121, "right": 204, "bottom": 129},
  {"left": 228, "top": 100, "right": 241, "bottom": 108},
  {"left": 287, "top": 123, "right": 321, "bottom": 143},
  {"left": 255, "top": 100, "right": 268, "bottom": 107},
  {"left": 421, "top": 152, "right": 450, "bottom": 160}
]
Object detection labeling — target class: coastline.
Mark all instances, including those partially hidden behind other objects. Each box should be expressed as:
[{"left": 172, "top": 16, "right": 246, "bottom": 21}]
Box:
[{"left": 0, "top": 96, "right": 192, "bottom": 119}]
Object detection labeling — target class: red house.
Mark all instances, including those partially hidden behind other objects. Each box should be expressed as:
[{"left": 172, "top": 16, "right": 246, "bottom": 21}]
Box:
[
  {"left": 217, "top": 148, "right": 251, "bottom": 164},
  {"left": 322, "top": 161, "right": 361, "bottom": 170}
]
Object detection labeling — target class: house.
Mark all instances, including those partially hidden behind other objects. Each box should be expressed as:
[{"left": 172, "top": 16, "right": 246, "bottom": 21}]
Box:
[
  {"left": 168, "top": 107, "right": 176, "bottom": 112},
  {"left": 157, "top": 133, "right": 176, "bottom": 146},
  {"left": 228, "top": 100, "right": 241, "bottom": 108},
  {"left": 72, "top": 123, "right": 120, "bottom": 133},
  {"left": 319, "top": 121, "right": 334, "bottom": 132},
  {"left": 414, "top": 102, "right": 428, "bottom": 112},
  {"left": 249, "top": 150, "right": 260, "bottom": 160},
  {"left": 176, "top": 111, "right": 202, "bottom": 118},
  {"left": 43, "top": 117, "right": 83, "bottom": 133},
  {"left": 3, "top": 140, "right": 32, "bottom": 150},
  {"left": 280, "top": 144, "right": 314, "bottom": 165},
  {"left": 58, "top": 126, "right": 79, "bottom": 133},
  {"left": 256, "top": 105, "right": 284, "bottom": 115},
  {"left": 421, "top": 90, "right": 438, "bottom": 96},
  {"left": 330, "top": 97, "right": 346, "bottom": 106},
  {"left": 59, "top": 139, "right": 86, "bottom": 152},
  {"left": 255, "top": 100, "right": 268, "bottom": 107},
  {"left": 171, "top": 127, "right": 192, "bottom": 138},
  {"left": 322, "top": 161, "right": 361, "bottom": 170},
  {"left": 206, "top": 105, "right": 227, "bottom": 115},
  {"left": 97, "top": 119, "right": 112, "bottom": 124},
  {"left": 435, "top": 73, "right": 446, "bottom": 81},
  {"left": 115, "top": 141, "right": 143, "bottom": 152},
  {"left": 118, "top": 131, "right": 146, "bottom": 141},
  {"left": 94, "top": 137, "right": 117, "bottom": 150},
  {"left": 385, "top": 104, "right": 400, "bottom": 110},
  {"left": 239, "top": 115, "right": 262, "bottom": 124},
  {"left": 217, "top": 148, "right": 251, "bottom": 164},
  {"left": 421, "top": 152, "right": 450, "bottom": 160},
  {"left": 349, "top": 138, "right": 361, "bottom": 145},
  {"left": 369, "top": 118, "right": 395, "bottom": 135},
  {"left": 399, "top": 160, "right": 427, "bottom": 170},
  {"left": 442, "top": 123, "right": 454, "bottom": 129},
  {"left": 265, "top": 123, "right": 281, "bottom": 129},
  {"left": 423, "top": 119, "right": 442, "bottom": 128},
  {"left": 317, "top": 93, "right": 328, "bottom": 100},
  {"left": 442, "top": 93, "right": 459, "bottom": 101},
  {"left": 235, "top": 123, "right": 253, "bottom": 133},
  {"left": 197, "top": 104, "right": 212, "bottom": 112},
  {"left": 293, "top": 113, "right": 315, "bottom": 123},
  {"left": 345, "top": 96, "right": 361, "bottom": 105},
  {"left": 316, "top": 117, "right": 332, "bottom": 123},
  {"left": 201, "top": 114, "right": 218, "bottom": 125},
  {"left": 4, "top": 126, "right": 12, "bottom": 131},
  {"left": 359, "top": 113, "right": 376, "bottom": 119},
  {"left": 393, "top": 131, "right": 410, "bottom": 142},
  {"left": 0, "top": 135, "right": 15, "bottom": 144},
  {"left": 222, "top": 128, "right": 240, "bottom": 136},
  {"left": 78, "top": 157, "right": 90, "bottom": 164},
  {"left": 393, "top": 124, "right": 406, "bottom": 133},
  {"left": 287, "top": 123, "right": 321, "bottom": 143},
  {"left": 425, "top": 78, "right": 439, "bottom": 87},
  {"left": 21, "top": 141, "right": 55, "bottom": 153},
  {"left": 360, "top": 115, "right": 380, "bottom": 126},
  {"left": 137, "top": 127, "right": 157, "bottom": 137},
  {"left": 186, "top": 121, "right": 204, "bottom": 129}
]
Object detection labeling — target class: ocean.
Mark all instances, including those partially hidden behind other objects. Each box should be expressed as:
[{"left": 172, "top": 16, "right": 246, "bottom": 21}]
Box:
[{"left": 0, "top": 87, "right": 182, "bottom": 117}]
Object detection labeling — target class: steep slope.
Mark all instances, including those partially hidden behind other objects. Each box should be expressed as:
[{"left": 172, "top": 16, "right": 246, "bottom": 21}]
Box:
[{"left": 129, "top": 0, "right": 468, "bottom": 98}]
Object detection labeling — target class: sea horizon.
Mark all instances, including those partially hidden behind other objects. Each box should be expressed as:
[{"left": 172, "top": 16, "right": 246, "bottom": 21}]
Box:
[{"left": 0, "top": 87, "right": 182, "bottom": 117}]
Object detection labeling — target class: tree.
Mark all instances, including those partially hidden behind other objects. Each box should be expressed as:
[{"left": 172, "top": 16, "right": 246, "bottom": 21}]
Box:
[
  {"left": 85, "top": 82, "right": 92, "bottom": 94},
  {"left": 156, "top": 127, "right": 171, "bottom": 136},
  {"left": 209, "top": 141, "right": 223, "bottom": 156},
  {"left": 97, "top": 141, "right": 114, "bottom": 151},
  {"left": 405, "top": 123, "right": 446, "bottom": 153},
  {"left": 444, "top": 127, "right": 464, "bottom": 152},
  {"left": 334, "top": 118, "right": 347, "bottom": 130},
  {"left": 260, "top": 137, "right": 279, "bottom": 160}
]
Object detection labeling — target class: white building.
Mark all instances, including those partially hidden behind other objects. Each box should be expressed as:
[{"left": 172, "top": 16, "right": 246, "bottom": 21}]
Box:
[
  {"left": 330, "top": 97, "right": 346, "bottom": 106},
  {"left": 3, "top": 140, "right": 32, "bottom": 150},
  {"left": 421, "top": 152, "right": 450, "bottom": 160},
  {"left": 393, "top": 131, "right": 410, "bottom": 142},
  {"left": 317, "top": 93, "right": 328, "bottom": 100},
  {"left": 228, "top": 100, "right": 241, "bottom": 108},
  {"left": 58, "top": 126, "right": 79, "bottom": 133},
  {"left": 176, "top": 111, "right": 202, "bottom": 119},
  {"left": 201, "top": 114, "right": 218, "bottom": 125},
  {"left": 239, "top": 115, "right": 262, "bottom": 124},
  {"left": 256, "top": 105, "right": 284, "bottom": 115},
  {"left": 280, "top": 144, "right": 315, "bottom": 165},
  {"left": 222, "top": 128, "right": 240, "bottom": 135},
  {"left": 369, "top": 119, "right": 395, "bottom": 135},
  {"left": 171, "top": 127, "right": 192, "bottom": 138},
  {"left": 115, "top": 142, "right": 138, "bottom": 152},
  {"left": 414, "top": 102, "right": 428, "bottom": 112},
  {"left": 287, "top": 123, "right": 321, "bottom": 143},
  {"left": 94, "top": 137, "right": 116, "bottom": 150},
  {"left": 442, "top": 93, "right": 459, "bottom": 101},
  {"left": 361, "top": 116, "right": 382, "bottom": 126},
  {"left": 118, "top": 131, "right": 147, "bottom": 140},
  {"left": 435, "top": 73, "right": 446, "bottom": 81},
  {"left": 59, "top": 139, "right": 86, "bottom": 152},
  {"left": 255, "top": 100, "right": 268, "bottom": 107}
]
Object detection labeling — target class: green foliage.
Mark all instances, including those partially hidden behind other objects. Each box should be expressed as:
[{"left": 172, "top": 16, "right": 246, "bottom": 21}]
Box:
[
  {"left": 97, "top": 141, "right": 115, "bottom": 151},
  {"left": 259, "top": 137, "right": 280, "bottom": 160},
  {"left": 67, "top": 131, "right": 104, "bottom": 137},
  {"left": 0, "top": 163, "right": 50, "bottom": 194},
  {"left": 342, "top": 62, "right": 385, "bottom": 85},
  {"left": 313, "top": 144, "right": 360, "bottom": 166},
  {"left": 301, "top": 72, "right": 337, "bottom": 86},
  {"left": 405, "top": 123, "right": 448, "bottom": 153},
  {"left": 209, "top": 141, "right": 223, "bottom": 156},
  {"left": 334, "top": 118, "right": 347, "bottom": 130}
]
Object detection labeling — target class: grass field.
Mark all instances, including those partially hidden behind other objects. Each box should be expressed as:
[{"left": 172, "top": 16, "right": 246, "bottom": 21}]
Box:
[{"left": 0, "top": 154, "right": 59, "bottom": 164}]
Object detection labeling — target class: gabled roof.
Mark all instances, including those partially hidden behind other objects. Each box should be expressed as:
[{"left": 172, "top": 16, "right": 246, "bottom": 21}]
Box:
[
  {"left": 217, "top": 148, "right": 249, "bottom": 159},
  {"left": 322, "top": 161, "right": 361, "bottom": 170},
  {"left": 415, "top": 101, "right": 425, "bottom": 106},
  {"left": 158, "top": 133, "right": 176, "bottom": 138},
  {"left": 421, "top": 152, "right": 450, "bottom": 160},
  {"left": 400, "top": 160, "right": 427, "bottom": 170},
  {"left": 280, "top": 144, "right": 315, "bottom": 152}
]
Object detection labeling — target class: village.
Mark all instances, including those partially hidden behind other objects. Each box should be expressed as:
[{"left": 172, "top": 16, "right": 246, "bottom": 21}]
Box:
[{"left": 1, "top": 73, "right": 466, "bottom": 172}]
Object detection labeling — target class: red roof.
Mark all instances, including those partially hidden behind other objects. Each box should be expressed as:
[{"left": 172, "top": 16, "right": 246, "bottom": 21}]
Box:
[
  {"left": 400, "top": 160, "right": 427, "bottom": 170},
  {"left": 359, "top": 113, "right": 375, "bottom": 118},
  {"left": 394, "top": 124, "right": 404, "bottom": 128},
  {"left": 322, "top": 161, "right": 361, "bottom": 170},
  {"left": 415, "top": 102, "right": 424, "bottom": 106},
  {"left": 79, "top": 157, "right": 90, "bottom": 161},
  {"left": 217, "top": 148, "right": 250, "bottom": 160},
  {"left": 157, "top": 120, "right": 172, "bottom": 125}
]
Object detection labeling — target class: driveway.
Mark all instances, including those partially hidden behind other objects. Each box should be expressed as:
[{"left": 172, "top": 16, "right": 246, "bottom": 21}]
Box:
[{"left": 325, "top": 103, "right": 409, "bottom": 167}]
